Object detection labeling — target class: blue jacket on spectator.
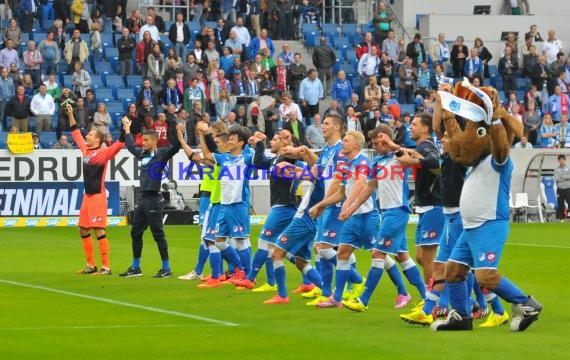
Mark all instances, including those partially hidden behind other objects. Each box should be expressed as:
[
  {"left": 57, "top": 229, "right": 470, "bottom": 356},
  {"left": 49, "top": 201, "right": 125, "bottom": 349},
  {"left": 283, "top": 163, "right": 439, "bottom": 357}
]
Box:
[
  {"left": 330, "top": 79, "right": 352, "bottom": 104},
  {"left": 248, "top": 37, "right": 275, "bottom": 62}
]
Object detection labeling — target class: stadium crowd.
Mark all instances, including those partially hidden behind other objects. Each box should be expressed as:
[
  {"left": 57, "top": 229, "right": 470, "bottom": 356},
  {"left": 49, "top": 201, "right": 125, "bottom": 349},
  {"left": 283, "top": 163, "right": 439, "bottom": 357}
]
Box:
[{"left": 0, "top": 0, "right": 567, "bottom": 151}]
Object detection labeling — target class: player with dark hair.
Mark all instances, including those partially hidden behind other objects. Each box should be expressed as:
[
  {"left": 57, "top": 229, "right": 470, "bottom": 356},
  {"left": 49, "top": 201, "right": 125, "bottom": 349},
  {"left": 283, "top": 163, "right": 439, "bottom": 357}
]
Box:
[
  {"left": 119, "top": 117, "right": 182, "bottom": 278},
  {"left": 69, "top": 105, "right": 125, "bottom": 275}
]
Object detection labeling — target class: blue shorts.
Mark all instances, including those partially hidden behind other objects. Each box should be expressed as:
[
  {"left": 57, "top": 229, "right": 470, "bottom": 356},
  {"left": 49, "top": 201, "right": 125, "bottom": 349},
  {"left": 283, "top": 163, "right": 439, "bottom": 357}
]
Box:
[
  {"left": 415, "top": 206, "right": 445, "bottom": 246},
  {"left": 259, "top": 205, "right": 297, "bottom": 244},
  {"left": 435, "top": 212, "right": 464, "bottom": 263},
  {"left": 275, "top": 216, "right": 317, "bottom": 261},
  {"left": 373, "top": 208, "right": 410, "bottom": 255},
  {"left": 198, "top": 195, "right": 211, "bottom": 225},
  {"left": 202, "top": 203, "right": 221, "bottom": 242},
  {"left": 317, "top": 206, "right": 344, "bottom": 246},
  {"left": 339, "top": 210, "right": 380, "bottom": 250},
  {"left": 449, "top": 220, "right": 509, "bottom": 270},
  {"left": 216, "top": 202, "right": 250, "bottom": 238}
]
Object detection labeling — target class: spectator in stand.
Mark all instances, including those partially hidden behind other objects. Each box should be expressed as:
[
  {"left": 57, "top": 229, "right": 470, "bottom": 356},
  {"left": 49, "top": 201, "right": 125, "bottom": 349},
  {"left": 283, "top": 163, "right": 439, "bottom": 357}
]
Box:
[
  {"left": 232, "top": 17, "right": 252, "bottom": 48},
  {"left": 49, "top": 19, "right": 66, "bottom": 54},
  {"left": 168, "top": 13, "right": 190, "bottom": 62},
  {"left": 93, "top": 103, "right": 111, "bottom": 134},
  {"left": 382, "top": 91, "right": 400, "bottom": 119},
  {"left": 283, "top": 108, "right": 305, "bottom": 145},
  {"left": 259, "top": 70, "right": 275, "bottom": 96},
  {"left": 64, "top": 29, "right": 90, "bottom": 74},
  {"left": 549, "top": 52, "right": 566, "bottom": 77},
  {"left": 523, "top": 44, "right": 539, "bottom": 78},
  {"left": 215, "top": 89, "right": 233, "bottom": 123},
  {"left": 416, "top": 61, "right": 431, "bottom": 98},
  {"left": 6, "top": 85, "right": 32, "bottom": 132},
  {"left": 393, "top": 118, "right": 406, "bottom": 145},
  {"left": 548, "top": 85, "right": 570, "bottom": 123},
  {"left": 71, "top": 62, "right": 92, "bottom": 98},
  {"left": 4, "top": 19, "right": 22, "bottom": 52},
  {"left": 526, "top": 24, "right": 543, "bottom": 44},
  {"left": 473, "top": 37, "right": 493, "bottom": 78},
  {"left": 277, "top": 43, "right": 294, "bottom": 67},
  {"left": 513, "top": 136, "right": 533, "bottom": 149},
  {"left": 554, "top": 154, "right": 570, "bottom": 220},
  {"left": 127, "top": 9, "right": 143, "bottom": 35},
  {"left": 378, "top": 51, "right": 396, "bottom": 91},
  {"left": 259, "top": 48, "right": 275, "bottom": 72},
  {"left": 7, "top": 62, "right": 20, "bottom": 85},
  {"left": 524, "top": 100, "right": 541, "bottom": 145},
  {"left": 53, "top": 0, "right": 69, "bottom": 25},
  {"left": 248, "top": 28, "right": 275, "bottom": 62},
  {"left": 431, "top": 33, "right": 450, "bottom": 73},
  {"left": 406, "top": 33, "right": 425, "bottom": 69},
  {"left": 312, "top": 37, "right": 336, "bottom": 96},
  {"left": 323, "top": 99, "right": 345, "bottom": 119},
  {"left": 501, "top": 32, "right": 519, "bottom": 60},
  {"left": 499, "top": 46, "right": 518, "bottom": 98},
  {"left": 123, "top": 103, "right": 140, "bottom": 135},
  {"left": 356, "top": 32, "right": 381, "bottom": 60},
  {"left": 147, "top": 43, "right": 166, "bottom": 92},
  {"left": 465, "top": 48, "right": 483, "bottom": 84},
  {"left": 358, "top": 46, "right": 380, "bottom": 79},
  {"left": 30, "top": 83, "right": 56, "bottom": 132},
  {"left": 38, "top": 32, "right": 60, "bottom": 77},
  {"left": 53, "top": 134, "right": 74, "bottom": 149},
  {"left": 210, "top": 69, "right": 231, "bottom": 109},
  {"left": 530, "top": 55, "right": 552, "bottom": 94},
  {"left": 152, "top": 113, "right": 170, "bottom": 148},
  {"left": 73, "top": 97, "right": 91, "bottom": 135},
  {"left": 135, "top": 79, "right": 158, "bottom": 110},
  {"left": 139, "top": 14, "right": 160, "bottom": 43},
  {"left": 364, "top": 76, "right": 382, "bottom": 105},
  {"left": 32, "top": 133, "right": 42, "bottom": 149},
  {"left": 220, "top": 48, "right": 235, "bottom": 79},
  {"left": 21, "top": 74, "right": 35, "bottom": 98},
  {"left": 287, "top": 53, "right": 307, "bottom": 102},
  {"left": 382, "top": 29, "right": 400, "bottom": 65},
  {"left": 538, "top": 113, "right": 559, "bottom": 147},
  {"left": 277, "top": 0, "right": 295, "bottom": 41},
  {"left": 23, "top": 40, "right": 43, "bottom": 86},
  {"left": 505, "top": 91, "right": 525, "bottom": 116},
  {"left": 373, "top": 1, "right": 394, "bottom": 45},
  {"left": 161, "top": 78, "right": 183, "bottom": 112},
  {"left": 331, "top": 70, "right": 353, "bottom": 108},
  {"left": 146, "top": 7, "right": 165, "bottom": 34},
  {"left": 18, "top": 0, "right": 34, "bottom": 32},
  {"left": 432, "top": 64, "right": 446, "bottom": 89},
  {"left": 117, "top": 28, "right": 136, "bottom": 77},
  {"left": 305, "top": 113, "right": 325, "bottom": 149},
  {"left": 271, "top": 58, "right": 288, "bottom": 95},
  {"left": 556, "top": 71, "right": 569, "bottom": 96},
  {"left": 84, "top": 89, "right": 98, "bottom": 124},
  {"left": 0, "top": 67, "right": 15, "bottom": 132},
  {"left": 543, "top": 30, "right": 563, "bottom": 65},
  {"left": 557, "top": 114, "right": 570, "bottom": 148},
  {"left": 205, "top": 40, "right": 221, "bottom": 64},
  {"left": 398, "top": 56, "right": 417, "bottom": 104},
  {"left": 136, "top": 30, "right": 156, "bottom": 77},
  {"left": 0, "top": 39, "right": 19, "bottom": 70},
  {"left": 451, "top": 35, "right": 468, "bottom": 78},
  {"left": 299, "top": 69, "right": 324, "bottom": 125},
  {"left": 345, "top": 105, "right": 365, "bottom": 133}
]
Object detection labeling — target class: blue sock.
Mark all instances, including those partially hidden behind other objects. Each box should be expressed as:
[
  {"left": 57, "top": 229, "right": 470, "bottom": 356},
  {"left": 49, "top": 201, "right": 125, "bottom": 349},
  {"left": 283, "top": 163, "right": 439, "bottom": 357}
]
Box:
[
  {"left": 132, "top": 258, "right": 141, "bottom": 268},
  {"left": 493, "top": 277, "right": 529, "bottom": 304},
  {"left": 448, "top": 281, "right": 469, "bottom": 317},
  {"left": 402, "top": 260, "right": 426, "bottom": 299},
  {"left": 333, "top": 259, "right": 351, "bottom": 302},
  {"left": 237, "top": 248, "right": 251, "bottom": 274},
  {"left": 265, "top": 256, "right": 275, "bottom": 286},
  {"left": 248, "top": 248, "right": 268, "bottom": 281},
  {"left": 220, "top": 245, "right": 241, "bottom": 270},
  {"left": 218, "top": 258, "right": 224, "bottom": 276},
  {"left": 208, "top": 245, "right": 221, "bottom": 279},
  {"left": 386, "top": 262, "right": 408, "bottom": 295},
  {"left": 304, "top": 266, "right": 323, "bottom": 288},
  {"left": 161, "top": 260, "right": 170, "bottom": 270},
  {"left": 348, "top": 268, "right": 363, "bottom": 284},
  {"left": 274, "top": 261, "right": 287, "bottom": 298},
  {"left": 466, "top": 271, "right": 475, "bottom": 307},
  {"left": 302, "top": 274, "right": 311, "bottom": 285},
  {"left": 423, "top": 290, "right": 441, "bottom": 314},
  {"left": 439, "top": 282, "right": 450, "bottom": 308},
  {"left": 320, "top": 257, "right": 334, "bottom": 297},
  {"left": 194, "top": 244, "right": 210, "bottom": 275},
  {"left": 487, "top": 292, "right": 505, "bottom": 315},
  {"left": 359, "top": 259, "right": 385, "bottom": 306},
  {"left": 473, "top": 279, "right": 487, "bottom": 309}
]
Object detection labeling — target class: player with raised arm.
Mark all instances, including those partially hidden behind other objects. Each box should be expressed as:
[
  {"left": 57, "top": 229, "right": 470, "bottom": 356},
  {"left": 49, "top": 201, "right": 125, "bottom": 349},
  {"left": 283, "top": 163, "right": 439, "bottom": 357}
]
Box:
[
  {"left": 118, "top": 117, "right": 182, "bottom": 278},
  {"left": 69, "top": 104, "right": 125, "bottom": 275},
  {"left": 235, "top": 130, "right": 299, "bottom": 292},
  {"left": 340, "top": 125, "right": 427, "bottom": 312}
]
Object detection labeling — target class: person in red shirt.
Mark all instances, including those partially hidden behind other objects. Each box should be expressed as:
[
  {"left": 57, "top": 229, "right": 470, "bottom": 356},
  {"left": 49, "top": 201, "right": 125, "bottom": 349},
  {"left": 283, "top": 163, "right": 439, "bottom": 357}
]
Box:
[
  {"left": 152, "top": 113, "right": 170, "bottom": 148},
  {"left": 67, "top": 104, "right": 125, "bottom": 275}
]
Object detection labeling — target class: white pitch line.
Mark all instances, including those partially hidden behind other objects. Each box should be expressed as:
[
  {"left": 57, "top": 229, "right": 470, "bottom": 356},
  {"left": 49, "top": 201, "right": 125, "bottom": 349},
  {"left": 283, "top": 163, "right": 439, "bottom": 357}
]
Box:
[
  {"left": 0, "top": 279, "right": 239, "bottom": 327},
  {"left": 0, "top": 324, "right": 214, "bottom": 331},
  {"left": 506, "top": 242, "right": 570, "bottom": 250}
]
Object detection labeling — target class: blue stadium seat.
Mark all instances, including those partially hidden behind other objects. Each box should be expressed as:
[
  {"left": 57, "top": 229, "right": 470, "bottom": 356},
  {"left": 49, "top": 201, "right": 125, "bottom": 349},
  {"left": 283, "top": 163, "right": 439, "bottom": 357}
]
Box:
[
  {"left": 342, "top": 24, "right": 359, "bottom": 38},
  {"left": 22, "top": 33, "right": 30, "bottom": 45},
  {"left": 40, "top": 132, "right": 58, "bottom": 148},
  {"left": 333, "top": 50, "right": 343, "bottom": 72},
  {"left": 339, "top": 64, "right": 356, "bottom": 79},
  {"left": 126, "top": 75, "right": 144, "bottom": 90},
  {"left": 117, "top": 88, "right": 136, "bottom": 103},
  {"left": 96, "top": 88, "right": 114, "bottom": 102},
  {"left": 63, "top": 75, "right": 73, "bottom": 88},
  {"left": 33, "top": 32, "right": 47, "bottom": 44},
  {"left": 101, "top": 33, "right": 114, "bottom": 49},
  {"left": 321, "top": 23, "right": 339, "bottom": 39},
  {"left": 164, "top": 21, "right": 173, "bottom": 31},
  {"left": 334, "top": 37, "right": 351, "bottom": 58},
  {"left": 488, "top": 65, "right": 498, "bottom": 77},
  {"left": 517, "top": 78, "right": 531, "bottom": 91},
  {"left": 188, "top": 22, "right": 201, "bottom": 42},
  {"left": 104, "top": 47, "right": 119, "bottom": 61},
  {"left": 106, "top": 102, "right": 125, "bottom": 128},
  {"left": 94, "top": 62, "right": 113, "bottom": 75},
  {"left": 400, "top": 104, "right": 415, "bottom": 114},
  {"left": 104, "top": 75, "right": 125, "bottom": 89},
  {"left": 90, "top": 75, "right": 103, "bottom": 89},
  {"left": 205, "top": 21, "right": 216, "bottom": 29}
]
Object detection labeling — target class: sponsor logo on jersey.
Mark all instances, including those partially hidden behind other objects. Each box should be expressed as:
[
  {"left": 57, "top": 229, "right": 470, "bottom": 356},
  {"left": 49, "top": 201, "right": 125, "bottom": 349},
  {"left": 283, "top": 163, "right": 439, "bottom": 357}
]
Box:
[
  {"left": 486, "top": 252, "right": 496, "bottom": 261},
  {"left": 428, "top": 231, "right": 437, "bottom": 239},
  {"left": 384, "top": 239, "right": 392, "bottom": 247},
  {"left": 280, "top": 235, "right": 288, "bottom": 244},
  {"left": 264, "top": 229, "right": 272, "bottom": 236}
]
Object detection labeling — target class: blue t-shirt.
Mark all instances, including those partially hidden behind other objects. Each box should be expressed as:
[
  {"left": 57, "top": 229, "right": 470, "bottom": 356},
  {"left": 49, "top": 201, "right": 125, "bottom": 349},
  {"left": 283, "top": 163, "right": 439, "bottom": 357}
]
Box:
[{"left": 213, "top": 151, "right": 254, "bottom": 205}]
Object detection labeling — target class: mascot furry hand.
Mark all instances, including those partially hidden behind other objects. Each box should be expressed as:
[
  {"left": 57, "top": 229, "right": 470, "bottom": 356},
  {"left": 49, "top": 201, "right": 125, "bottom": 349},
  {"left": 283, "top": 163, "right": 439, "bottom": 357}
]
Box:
[{"left": 433, "top": 78, "right": 523, "bottom": 167}]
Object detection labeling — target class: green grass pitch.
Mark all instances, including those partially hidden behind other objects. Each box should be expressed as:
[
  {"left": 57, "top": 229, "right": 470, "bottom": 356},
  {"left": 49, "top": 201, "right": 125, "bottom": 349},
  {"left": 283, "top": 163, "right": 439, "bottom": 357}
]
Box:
[{"left": 0, "top": 224, "right": 569, "bottom": 359}]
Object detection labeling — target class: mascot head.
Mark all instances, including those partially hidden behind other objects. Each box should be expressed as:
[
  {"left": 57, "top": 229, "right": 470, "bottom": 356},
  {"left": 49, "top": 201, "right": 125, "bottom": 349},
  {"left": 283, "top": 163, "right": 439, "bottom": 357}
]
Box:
[{"left": 433, "top": 78, "right": 523, "bottom": 166}]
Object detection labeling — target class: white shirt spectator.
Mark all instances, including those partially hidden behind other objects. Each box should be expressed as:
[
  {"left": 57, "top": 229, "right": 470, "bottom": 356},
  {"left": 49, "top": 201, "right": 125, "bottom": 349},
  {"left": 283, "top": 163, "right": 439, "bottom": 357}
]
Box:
[
  {"left": 543, "top": 38, "right": 563, "bottom": 64},
  {"left": 278, "top": 102, "right": 302, "bottom": 122},
  {"left": 232, "top": 25, "right": 251, "bottom": 47},
  {"left": 30, "top": 92, "right": 55, "bottom": 116},
  {"left": 514, "top": 140, "right": 533, "bottom": 149},
  {"left": 139, "top": 24, "right": 160, "bottom": 42}
]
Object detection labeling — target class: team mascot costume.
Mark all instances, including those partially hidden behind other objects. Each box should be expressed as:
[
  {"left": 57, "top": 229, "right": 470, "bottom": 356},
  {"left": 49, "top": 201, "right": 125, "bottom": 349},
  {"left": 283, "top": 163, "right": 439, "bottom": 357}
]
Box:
[{"left": 430, "top": 78, "right": 542, "bottom": 331}]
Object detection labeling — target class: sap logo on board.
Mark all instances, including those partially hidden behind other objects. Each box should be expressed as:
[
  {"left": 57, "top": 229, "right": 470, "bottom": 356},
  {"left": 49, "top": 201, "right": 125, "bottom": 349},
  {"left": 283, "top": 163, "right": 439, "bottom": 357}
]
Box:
[
  {"left": 25, "top": 219, "right": 40, "bottom": 226},
  {"left": 46, "top": 218, "right": 61, "bottom": 226},
  {"left": 107, "top": 218, "right": 122, "bottom": 226},
  {"left": 3, "top": 219, "right": 17, "bottom": 227}
]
